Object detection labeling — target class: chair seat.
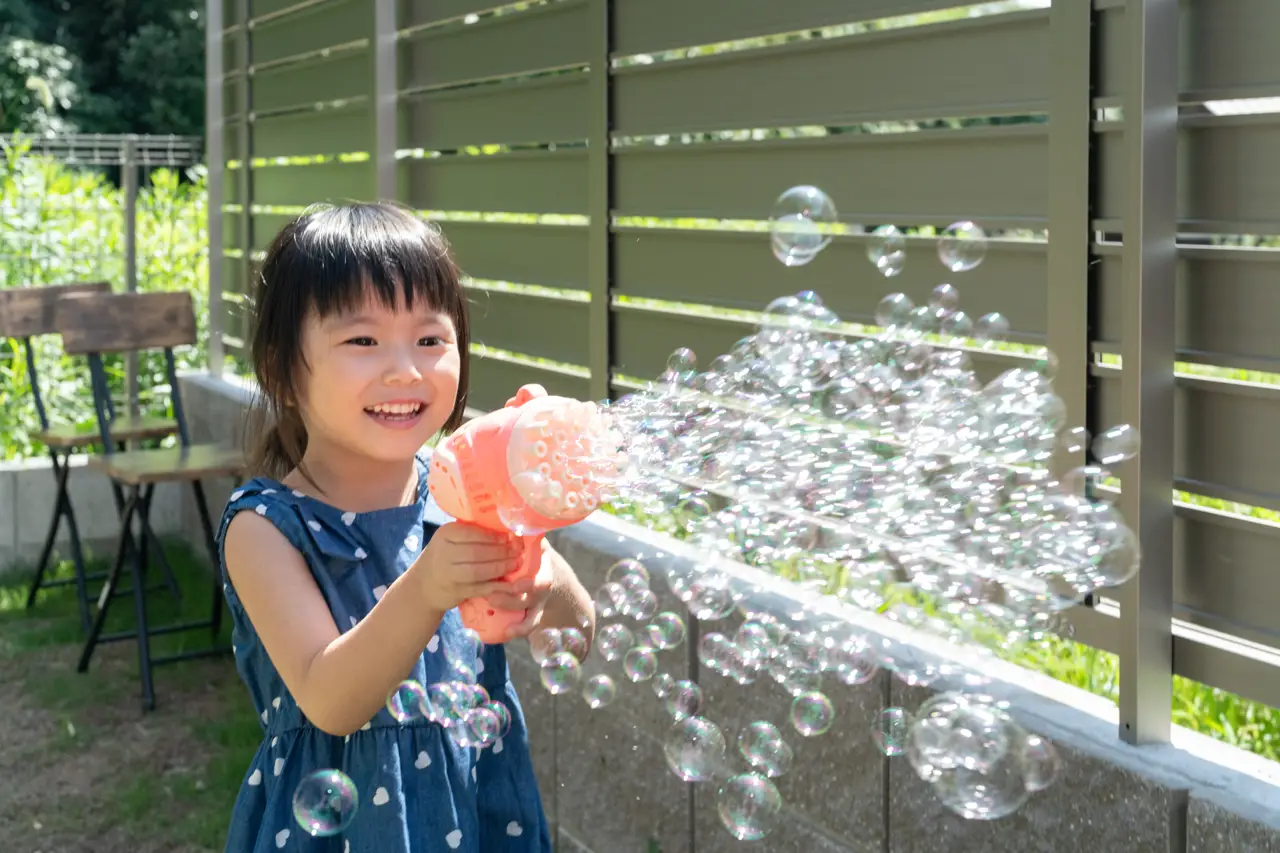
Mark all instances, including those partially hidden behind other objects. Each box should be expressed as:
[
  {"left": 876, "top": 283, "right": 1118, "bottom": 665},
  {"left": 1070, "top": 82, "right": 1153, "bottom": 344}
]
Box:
[
  {"left": 86, "top": 445, "right": 247, "bottom": 485},
  {"left": 38, "top": 415, "right": 177, "bottom": 449}
]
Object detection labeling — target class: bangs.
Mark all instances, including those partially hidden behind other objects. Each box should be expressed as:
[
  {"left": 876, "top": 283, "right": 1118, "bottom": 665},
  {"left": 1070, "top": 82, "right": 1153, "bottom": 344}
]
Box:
[{"left": 275, "top": 203, "right": 459, "bottom": 321}]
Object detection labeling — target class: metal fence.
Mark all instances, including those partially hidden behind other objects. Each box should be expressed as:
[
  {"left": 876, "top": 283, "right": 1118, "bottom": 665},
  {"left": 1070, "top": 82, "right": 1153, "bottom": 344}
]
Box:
[{"left": 204, "top": 0, "right": 1280, "bottom": 746}]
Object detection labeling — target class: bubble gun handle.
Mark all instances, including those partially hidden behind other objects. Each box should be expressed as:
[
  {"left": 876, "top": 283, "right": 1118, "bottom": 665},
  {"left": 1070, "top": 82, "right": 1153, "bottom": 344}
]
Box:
[{"left": 426, "top": 384, "right": 617, "bottom": 643}]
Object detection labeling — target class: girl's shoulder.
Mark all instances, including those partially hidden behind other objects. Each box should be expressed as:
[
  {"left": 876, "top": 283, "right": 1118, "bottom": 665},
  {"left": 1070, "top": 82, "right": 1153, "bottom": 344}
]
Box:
[{"left": 216, "top": 476, "right": 368, "bottom": 565}]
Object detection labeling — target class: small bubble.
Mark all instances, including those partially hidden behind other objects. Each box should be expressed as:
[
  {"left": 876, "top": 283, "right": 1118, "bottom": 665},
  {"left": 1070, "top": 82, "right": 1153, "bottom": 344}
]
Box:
[
  {"left": 873, "top": 707, "right": 909, "bottom": 756},
  {"left": 790, "top": 691, "right": 836, "bottom": 737},
  {"left": 716, "top": 772, "right": 783, "bottom": 841},
  {"left": 582, "top": 674, "right": 619, "bottom": 710},
  {"left": 938, "top": 221, "right": 987, "bottom": 272},
  {"left": 867, "top": 225, "right": 906, "bottom": 277},
  {"left": 386, "top": 680, "right": 427, "bottom": 723},
  {"left": 623, "top": 645, "right": 659, "bottom": 682},
  {"left": 663, "top": 680, "right": 704, "bottom": 721},
  {"left": 663, "top": 716, "right": 727, "bottom": 782},
  {"left": 292, "top": 769, "right": 358, "bottom": 837},
  {"left": 539, "top": 651, "right": 582, "bottom": 695},
  {"left": 1092, "top": 424, "right": 1140, "bottom": 466},
  {"left": 596, "top": 622, "right": 636, "bottom": 661},
  {"left": 736, "top": 721, "right": 794, "bottom": 778},
  {"left": 769, "top": 185, "right": 839, "bottom": 267},
  {"left": 645, "top": 612, "right": 687, "bottom": 650}
]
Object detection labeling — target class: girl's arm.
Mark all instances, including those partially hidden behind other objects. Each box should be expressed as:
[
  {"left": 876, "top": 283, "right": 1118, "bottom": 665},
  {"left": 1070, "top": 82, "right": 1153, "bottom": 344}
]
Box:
[
  {"left": 516, "top": 540, "right": 597, "bottom": 648},
  {"left": 224, "top": 512, "right": 444, "bottom": 737}
]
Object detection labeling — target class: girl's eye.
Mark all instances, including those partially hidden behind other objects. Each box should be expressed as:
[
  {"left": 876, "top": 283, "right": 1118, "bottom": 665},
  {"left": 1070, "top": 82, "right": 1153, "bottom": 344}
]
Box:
[
  {"left": 345, "top": 336, "right": 376, "bottom": 347},
  {"left": 419, "top": 336, "right": 445, "bottom": 347}
]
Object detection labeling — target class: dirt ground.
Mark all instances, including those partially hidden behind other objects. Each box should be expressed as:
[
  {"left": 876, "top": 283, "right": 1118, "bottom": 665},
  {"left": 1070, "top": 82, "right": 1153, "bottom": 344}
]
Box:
[{"left": 0, "top": 626, "right": 252, "bottom": 853}]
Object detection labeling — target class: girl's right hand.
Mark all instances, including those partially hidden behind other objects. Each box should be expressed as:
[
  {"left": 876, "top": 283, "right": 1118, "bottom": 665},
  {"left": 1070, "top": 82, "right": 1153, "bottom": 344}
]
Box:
[{"left": 411, "top": 522, "right": 521, "bottom": 615}]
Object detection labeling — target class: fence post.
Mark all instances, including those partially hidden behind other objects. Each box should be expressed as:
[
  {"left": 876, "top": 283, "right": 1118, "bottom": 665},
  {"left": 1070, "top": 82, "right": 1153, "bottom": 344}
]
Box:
[
  {"left": 586, "top": 0, "right": 614, "bottom": 402},
  {"left": 122, "top": 135, "right": 140, "bottom": 419},
  {"left": 206, "top": 0, "right": 226, "bottom": 377},
  {"left": 236, "top": 0, "right": 254, "bottom": 363},
  {"left": 1118, "top": 0, "right": 1179, "bottom": 746},
  {"left": 373, "top": 0, "right": 398, "bottom": 201}
]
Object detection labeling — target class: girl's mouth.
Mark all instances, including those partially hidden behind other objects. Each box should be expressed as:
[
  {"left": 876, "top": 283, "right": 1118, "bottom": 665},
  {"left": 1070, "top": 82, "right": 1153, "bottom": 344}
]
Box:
[{"left": 365, "top": 402, "right": 426, "bottom": 429}]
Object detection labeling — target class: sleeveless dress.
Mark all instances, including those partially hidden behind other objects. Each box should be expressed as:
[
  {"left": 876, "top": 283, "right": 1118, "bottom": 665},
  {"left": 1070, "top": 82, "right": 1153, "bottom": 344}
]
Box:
[{"left": 215, "top": 454, "right": 552, "bottom": 853}]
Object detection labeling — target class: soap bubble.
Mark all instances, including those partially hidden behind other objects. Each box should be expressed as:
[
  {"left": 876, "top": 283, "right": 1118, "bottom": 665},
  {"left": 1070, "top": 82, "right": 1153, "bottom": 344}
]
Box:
[
  {"left": 582, "top": 674, "right": 619, "bottom": 709},
  {"left": 667, "top": 347, "right": 697, "bottom": 374},
  {"left": 652, "top": 672, "right": 677, "bottom": 698},
  {"left": 663, "top": 679, "right": 704, "bottom": 721},
  {"left": 1092, "top": 424, "right": 1140, "bottom": 466},
  {"left": 292, "top": 769, "right": 359, "bottom": 837},
  {"left": 717, "top": 772, "right": 783, "bottom": 841},
  {"left": 1060, "top": 426, "right": 1090, "bottom": 456},
  {"left": 868, "top": 225, "right": 906, "bottom": 277},
  {"left": 770, "top": 185, "right": 838, "bottom": 266},
  {"left": 559, "top": 626, "right": 589, "bottom": 661},
  {"left": 539, "top": 651, "right": 582, "bottom": 695},
  {"left": 596, "top": 622, "right": 636, "bottom": 662},
  {"left": 790, "top": 691, "right": 836, "bottom": 737},
  {"left": 974, "top": 311, "right": 1010, "bottom": 345},
  {"left": 606, "top": 558, "right": 650, "bottom": 588},
  {"left": 386, "top": 680, "right": 427, "bottom": 723},
  {"left": 425, "top": 681, "right": 467, "bottom": 727},
  {"left": 486, "top": 700, "right": 513, "bottom": 738},
  {"left": 529, "top": 628, "right": 564, "bottom": 665},
  {"left": 663, "top": 716, "right": 727, "bottom": 782},
  {"left": 874, "top": 707, "right": 909, "bottom": 756},
  {"left": 938, "top": 221, "right": 987, "bottom": 272},
  {"left": 625, "top": 589, "right": 660, "bottom": 622},
  {"left": 737, "top": 721, "right": 794, "bottom": 778},
  {"left": 1021, "top": 735, "right": 1060, "bottom": 792},
  {"left": 594, "top": 582, "right": 624, "bottom": 619},
  {"left": 929, "top": 282, "right": 960, "bottom": 311},
  {"left": 623, "top": 645, "right": 659, "bottom": 682},
  {"left": 646, "top": 611, "right": 688, "bottom": 650},
  {"left": 875, "top": 292, "right": 914, "bottom": 329}
]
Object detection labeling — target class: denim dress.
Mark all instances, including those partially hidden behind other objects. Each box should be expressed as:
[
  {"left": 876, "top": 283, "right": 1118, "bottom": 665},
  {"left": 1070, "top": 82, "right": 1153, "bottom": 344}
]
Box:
[{"left": 215, "top": 454, "right": 552, "bottom": 853}]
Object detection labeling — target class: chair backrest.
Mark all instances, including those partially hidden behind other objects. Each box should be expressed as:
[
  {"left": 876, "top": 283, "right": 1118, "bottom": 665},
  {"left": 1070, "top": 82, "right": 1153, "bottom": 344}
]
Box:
[
  {"left": 56, "top": 290, "right": 197, "bottom": 355},
  {"left": 0, "top": 282, "right": 111, "bottom": 339},
  {"left": 55, "top": 291, "right": 199, "bottom": 450}
]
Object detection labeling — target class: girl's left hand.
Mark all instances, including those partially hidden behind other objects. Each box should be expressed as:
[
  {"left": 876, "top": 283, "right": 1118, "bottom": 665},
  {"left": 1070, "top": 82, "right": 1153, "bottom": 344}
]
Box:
[{"left": 484, "top": 539, "right": 559, "bottom": 640}]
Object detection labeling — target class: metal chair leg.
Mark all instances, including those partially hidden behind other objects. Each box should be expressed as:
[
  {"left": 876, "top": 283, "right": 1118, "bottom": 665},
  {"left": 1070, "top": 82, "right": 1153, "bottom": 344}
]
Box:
[
  {"left": 25, "top": 451, "right": 95, "bottom": 632},
  {"left": 77, "top": 490, "right": 137, "bottom": 674}
]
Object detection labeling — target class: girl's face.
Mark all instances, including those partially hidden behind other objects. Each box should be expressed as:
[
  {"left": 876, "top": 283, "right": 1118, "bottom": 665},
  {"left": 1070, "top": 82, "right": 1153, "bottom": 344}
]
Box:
[{"left": 295, "top": 291, "right": 461, "bottom": 465}]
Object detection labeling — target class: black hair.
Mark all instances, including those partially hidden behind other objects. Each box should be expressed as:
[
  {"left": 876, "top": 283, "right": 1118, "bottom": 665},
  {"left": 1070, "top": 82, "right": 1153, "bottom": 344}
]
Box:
[{"left": 246, "top": 201, "right": 470, "bottom": 483}]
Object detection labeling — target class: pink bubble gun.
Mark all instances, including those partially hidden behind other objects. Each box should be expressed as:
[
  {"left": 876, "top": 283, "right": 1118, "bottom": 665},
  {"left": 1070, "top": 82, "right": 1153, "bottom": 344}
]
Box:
[{"left": 426, "top": 384, "right": 622, "bottom": 643}]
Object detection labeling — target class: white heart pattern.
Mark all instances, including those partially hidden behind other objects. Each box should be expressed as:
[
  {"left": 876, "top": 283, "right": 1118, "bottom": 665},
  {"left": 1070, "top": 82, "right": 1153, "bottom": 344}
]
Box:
[
  {"left": 248, "top": 768, "right": 262, "bottom": 786},
  {"left": 354, "top": 548, "right": 367, "bottom": 560},
  {"left": 405, "top": 534, "right": 419, "bottom": 550},
  {"left": 344, "top": 842, "right": 350, "bottom": 853},
  {"left": 372, "top": 786, "right": 390, "bottom": 806},
  {"left": 493, "top": 737, "right": 504, "bottom": 754},
  {"left": 414, "top": 750, "right": 431, "bottom": 769},
  {"left": 372, "top": 585, "right": 387, "bottom": 601},
  {"left": 254, "top": 504, "right": 267, "bottom": 516},
  {"left": 507, "top": 821, "right": 524, "bottom": 837},
  {"left": 476, "top": 657, "right": 485, "bottom": 675},
  {"left": 293, "top": 489, "right": 305, "bottom": 497},
  {"left": 273, "top": 757, "right": 285, "bottom": 776},
  {"left": 231, "top": 490, "right": 244, "bottom": 501},
  {"left": 445, "top": 830, "right": 463, "bottom": 849},
  {"left": 275, "top": 829, "right": 290, "bottom": 849},
  {"left": 349, "top": 615, "right": 358, "bottom": 628},
  {"left": 341, "top": 512, "right": 356, "bottom": 526},
  {"left": 307, "top": 520, "right": 322, "bottom": 532},
  {"left": 272, "top": 696, "right": 282, "bottom": 710},
  {"left": 361, "top": 721, "right": 372, "bottom": 731},
  {"left": 426, "top": 635, "right": 440, "bottom": 653},
  {"left": 471, "top": 766, "right": 477, "bottom": 783},
  {"left": 261, "top": 709, "right": 268, "bottom": 724},
  {"left": 262, "top": 489, "right": 276, "bottom": 495},
  {"left": 271, "top": 736, "right": 278, "bottom": 748}
]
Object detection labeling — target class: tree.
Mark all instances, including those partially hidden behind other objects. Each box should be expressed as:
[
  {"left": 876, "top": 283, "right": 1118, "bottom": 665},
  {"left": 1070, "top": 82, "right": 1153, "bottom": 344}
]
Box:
[{"left": 0, "top": 0, "right": 205, "bottom": 137}]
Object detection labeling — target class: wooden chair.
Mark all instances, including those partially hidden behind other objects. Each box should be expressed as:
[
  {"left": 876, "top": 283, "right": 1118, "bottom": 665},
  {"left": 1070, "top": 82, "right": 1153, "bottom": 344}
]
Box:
[
  {"left": 0, "top": 283, "right": 180, "bottom": 633},
  {"left": 57, "top": 290, "right": 245, "bottom": 711}
]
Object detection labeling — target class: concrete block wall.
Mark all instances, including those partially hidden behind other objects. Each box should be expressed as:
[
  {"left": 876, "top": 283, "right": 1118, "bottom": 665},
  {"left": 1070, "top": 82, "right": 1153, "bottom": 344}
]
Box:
[
  {"left": 0, "top": 454, "right": 184, "bottom": 578},
  {"left": 180, "top": 371, "right": 1280, "bottom": 853}
]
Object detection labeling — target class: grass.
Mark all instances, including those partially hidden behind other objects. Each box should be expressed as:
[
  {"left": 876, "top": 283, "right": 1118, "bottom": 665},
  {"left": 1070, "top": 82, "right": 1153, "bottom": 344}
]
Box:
[{"left": 0, "top": 540, "right": 260, "bottom": 851}]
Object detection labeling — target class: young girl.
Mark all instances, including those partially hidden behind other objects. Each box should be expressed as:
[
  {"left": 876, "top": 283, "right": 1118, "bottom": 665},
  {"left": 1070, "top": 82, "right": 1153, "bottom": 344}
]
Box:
[{"left": 216, "top": 201, "right": 594, "bottom": 852}]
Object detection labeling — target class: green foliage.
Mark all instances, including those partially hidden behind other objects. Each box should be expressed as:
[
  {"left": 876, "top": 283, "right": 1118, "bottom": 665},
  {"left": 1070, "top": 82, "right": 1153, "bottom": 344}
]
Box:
[
  {"left": 0, "top": 140, "right": 209, "bottom": 459},
  {"left": 0, "top": 0, "right": 204, "bottom": 136}
]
